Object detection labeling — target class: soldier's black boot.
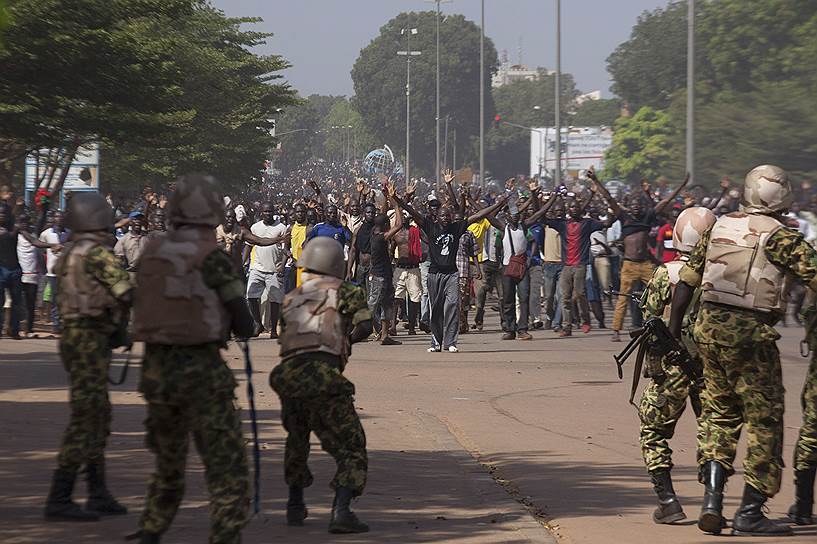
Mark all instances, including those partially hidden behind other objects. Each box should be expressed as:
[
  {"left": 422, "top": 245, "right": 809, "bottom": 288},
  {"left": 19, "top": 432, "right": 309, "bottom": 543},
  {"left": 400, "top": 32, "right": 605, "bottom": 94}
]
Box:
[
  {"left": 698, "top": 461, "right": 726, "bottom": 534},
  {"left": 44, "top": 468, "right": 99, "bottom": 521},
  {"left": 732, "top": 483, "right": 793, "bottom": 536},
  {"left": 788, "top": 467, "right": 816, "bottom": 525},
  {"left": 286, "top": 486, "right": 308, "bottom": 526},
  {"left": 328, "top": 487, "right": 369, "bottom": 534},
  {"left": 86, "top": 462, "right": 127, "bottom": 515},
  {"left": 650, "top": 470, "right": 686, "bottom": 524},
  {"left": 125, "top": 530, "right": 161, "bottom": 543}
]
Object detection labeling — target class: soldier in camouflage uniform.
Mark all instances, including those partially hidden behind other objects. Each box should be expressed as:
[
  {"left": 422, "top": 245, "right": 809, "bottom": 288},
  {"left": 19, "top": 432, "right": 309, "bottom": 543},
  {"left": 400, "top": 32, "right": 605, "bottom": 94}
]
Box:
[
  {"left": 127, "top": 175, "right": 256, "bottom": 544},
  {"left": 45, "top": 193, "right": 132, "bottom": 522},
  {"left": 270, "top": 235, "right": 374, "bottom": 534},
  {"left": 790, "top": 292, "right": 817, "bottom": 525},
  {"left": 639, "top": 207, "right": 715, "bottom": 525},
  {"left": 670, "top": 165, "right": 817, "bottom": 536}
]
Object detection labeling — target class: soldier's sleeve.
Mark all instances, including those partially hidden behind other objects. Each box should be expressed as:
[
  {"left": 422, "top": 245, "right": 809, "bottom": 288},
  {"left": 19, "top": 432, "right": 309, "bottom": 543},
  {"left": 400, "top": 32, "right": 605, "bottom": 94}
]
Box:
[
  {"left": 765, "top": 227, "right": 817, "bottom": 291},
  {"left": 338, "top": 281, "right": 372, "bottom": 326},
  {"left": 201, "top": 249, "right": 246, "bottom": 302},
  {"left": 642, "top": 265, "right": 670, "bottom": 319},
  {"left": 84, "top": 246, "right": 132, "bottom": 300},
  {"left": 678, "top": 227, "right": 711, "bottom": 288}
]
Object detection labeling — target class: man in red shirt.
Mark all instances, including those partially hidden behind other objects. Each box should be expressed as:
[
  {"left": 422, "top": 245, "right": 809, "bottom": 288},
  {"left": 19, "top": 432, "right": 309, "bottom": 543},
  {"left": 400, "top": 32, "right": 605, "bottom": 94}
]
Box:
[{"left": 655, "top": 206, "right": 681, "bottom": 264}]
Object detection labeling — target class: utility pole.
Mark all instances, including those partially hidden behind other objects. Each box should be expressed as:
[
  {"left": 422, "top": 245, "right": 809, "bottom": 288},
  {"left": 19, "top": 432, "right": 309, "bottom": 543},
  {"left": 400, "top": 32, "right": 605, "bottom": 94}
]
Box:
[
  {"left": 427, "top": 0, "right": 452, "bottom": 190},
  {"left": 554, "top": 0, "right": 561, "bottom": 187},
  {"left": 479, "top": 0, "right": 485, "bottom": 187},
  {"left": 398, "top": 27, "right": 421, "bottom": 184},
  {"left": 686, "top": 0, "right": 695, "bottom": 183},
  {"left": 443, "top": 115, "right": 450, "bottom": 171}
]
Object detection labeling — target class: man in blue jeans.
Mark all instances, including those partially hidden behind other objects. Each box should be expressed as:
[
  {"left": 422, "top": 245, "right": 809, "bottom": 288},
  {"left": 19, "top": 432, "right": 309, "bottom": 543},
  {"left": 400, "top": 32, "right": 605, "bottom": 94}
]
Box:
[{"left": 0, "top": 203, "right": 22, "bottom": 339}]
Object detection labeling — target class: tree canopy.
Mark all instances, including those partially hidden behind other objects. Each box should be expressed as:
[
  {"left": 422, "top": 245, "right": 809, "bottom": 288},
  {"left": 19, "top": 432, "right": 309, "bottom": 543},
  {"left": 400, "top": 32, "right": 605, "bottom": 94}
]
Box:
[
  {"left": 603, "top": 106, "right": 673, "bottom": 184},
  {"left": 352, "top": 11, "right": 498, "bottom": 176}
]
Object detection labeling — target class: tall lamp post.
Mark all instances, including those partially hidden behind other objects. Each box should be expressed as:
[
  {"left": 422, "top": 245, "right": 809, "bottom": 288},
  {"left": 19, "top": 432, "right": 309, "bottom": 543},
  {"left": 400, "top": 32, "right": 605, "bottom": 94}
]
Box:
[
  {"left": 554, "top": 0, "right": 561, "bottom": 187},
  {"left": 427, "top": 0, "right": 452, "bottom": 191},
  {"left": 686, "top": 0, "right": 695, "bottom": 182},
  {"left": 479, "top": 0, "right": 485, "bottom": 187},
  {"left": 398, "top": 27, "right": 421, "bottom": 184}
]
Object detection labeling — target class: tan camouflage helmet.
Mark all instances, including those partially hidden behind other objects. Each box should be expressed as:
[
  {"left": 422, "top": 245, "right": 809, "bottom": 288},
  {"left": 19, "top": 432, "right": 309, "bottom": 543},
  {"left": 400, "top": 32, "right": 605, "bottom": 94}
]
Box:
[
  {"left": 298, "top": 236, "right": 345, "bottom": 279},
  {"left": 166, "top": 174, "right": 225, "bottom": 227},
  {"left": 741, "top": 164, "right": 793, "bottom": 214},
  {"left": 65, "top": 192, "right": 114, "bottom": 232},
  {"left": 672, "top": 206, "right": 716, "bottom": 253}
]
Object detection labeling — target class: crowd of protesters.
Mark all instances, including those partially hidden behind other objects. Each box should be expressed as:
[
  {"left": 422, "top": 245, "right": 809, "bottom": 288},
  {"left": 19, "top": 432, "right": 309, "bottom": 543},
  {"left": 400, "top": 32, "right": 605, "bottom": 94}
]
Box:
[{"left": 2, "top": 162, "right": 817, "bottom": 343}]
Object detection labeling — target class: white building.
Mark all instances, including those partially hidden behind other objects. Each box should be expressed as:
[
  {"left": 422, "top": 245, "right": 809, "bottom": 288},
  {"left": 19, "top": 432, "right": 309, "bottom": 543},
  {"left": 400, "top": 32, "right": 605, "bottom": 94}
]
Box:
[{"left": 529, "top": 126, "right": 613, "bottom": 180}]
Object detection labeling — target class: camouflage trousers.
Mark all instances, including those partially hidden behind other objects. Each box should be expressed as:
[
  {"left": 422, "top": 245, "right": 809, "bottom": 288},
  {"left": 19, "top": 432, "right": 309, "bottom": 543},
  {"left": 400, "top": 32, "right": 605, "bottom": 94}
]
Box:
[
  {"left": 270, "top": 357, "right": 368, "bottom": 496},
  {"left": 795, "top": 355, "right": 817, "bottom": 471},
  {"left": 138, "top": 345, "right": 248, "bottom": 544},
  {"left": 639, "top": 361, "right": 701, "bottom": 473},
  {"left": 57, "top": 327, "right": 112, "bottom": 472},
  {"left": 697, "top": 342, "right": 785, "bottom": 496}
]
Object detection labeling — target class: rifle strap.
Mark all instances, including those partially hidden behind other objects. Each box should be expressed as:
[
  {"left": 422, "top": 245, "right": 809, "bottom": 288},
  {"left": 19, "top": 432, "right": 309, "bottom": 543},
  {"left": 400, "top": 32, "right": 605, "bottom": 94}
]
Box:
[
  {"left": 240, "top": 341, "right": 261, "bottom": 515},
  {"left": 629, "top": 340, "right": 647, "bottom": 408},
  {"left": 108, "top": 347, "right": 132, "bottom": 386}
]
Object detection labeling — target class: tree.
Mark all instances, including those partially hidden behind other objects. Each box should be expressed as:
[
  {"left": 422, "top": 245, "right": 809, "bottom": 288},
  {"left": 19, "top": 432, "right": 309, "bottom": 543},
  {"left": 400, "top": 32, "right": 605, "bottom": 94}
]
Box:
[
  {"left": 352, "top": 11, "right": 498, "bottom": 176},
  {"left": 603, "top": 106, "right": 675, "bottom": 184},
  {"left": 486, "top": 72, "right": 578, "bottom": 179},
  {"left": 273, "top": 94, "right": 343, "bottom": 174},
  {"left": 571, "top": 99, "right": 621, "bottom": 127},
  {"left": 321, "top": 100, "right": 377, "bottom": 164}
]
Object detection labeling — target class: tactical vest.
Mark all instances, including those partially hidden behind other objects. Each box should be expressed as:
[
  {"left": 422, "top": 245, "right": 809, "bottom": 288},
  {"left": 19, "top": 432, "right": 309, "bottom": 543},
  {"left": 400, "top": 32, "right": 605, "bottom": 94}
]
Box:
[
  {"left": 279, "top": 274, "right": 351, "bottom": 364},
  {"left": 132, "top": 227, "right": 229, "bottom": 345},
  {"left": 56, "top": 235, "right": 120, "bottom": 320},
  {"left": 700, "top": 212, "right": 785, "bottom": 312}
]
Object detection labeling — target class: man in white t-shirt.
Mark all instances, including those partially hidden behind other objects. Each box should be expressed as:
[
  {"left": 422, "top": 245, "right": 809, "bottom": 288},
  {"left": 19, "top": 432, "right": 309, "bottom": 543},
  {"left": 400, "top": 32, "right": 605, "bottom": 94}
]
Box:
[
  {"left": 39, "top": 210, "right": 68, "bottom": 333},
  {"left": 17, "top": 212, "right": 60, "bottom": 336},
  {"left": 246, "top": 202, "right": 289, "bottom": 338}
]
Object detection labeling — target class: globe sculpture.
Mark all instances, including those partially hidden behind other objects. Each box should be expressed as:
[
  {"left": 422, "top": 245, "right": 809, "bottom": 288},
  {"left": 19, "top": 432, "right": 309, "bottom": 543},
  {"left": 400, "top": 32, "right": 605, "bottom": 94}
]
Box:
[{"left": 363, "top": 145, "right": 403, "bottom": 176}]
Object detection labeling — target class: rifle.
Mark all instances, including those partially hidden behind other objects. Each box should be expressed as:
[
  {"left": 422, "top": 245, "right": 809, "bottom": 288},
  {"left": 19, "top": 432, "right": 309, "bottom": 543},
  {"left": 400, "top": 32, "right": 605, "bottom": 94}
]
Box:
[
  {"left": 613, "top": 316, "right": 704, "bottom": 416},
  {"left": 238, "top": 340, "right": 261, "bottom": 515},
  {"left": 605, "top": 289, "right": 644, "bottom": 302}
]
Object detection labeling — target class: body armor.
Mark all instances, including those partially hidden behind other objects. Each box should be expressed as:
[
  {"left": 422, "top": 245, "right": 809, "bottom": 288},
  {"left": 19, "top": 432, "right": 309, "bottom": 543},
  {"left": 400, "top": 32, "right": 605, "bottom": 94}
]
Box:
[
  {"left": 132, "top": 228, "right": 229, "bottom": 345},
  {"left": 700, "top": 212, "right": 785, "bottom": 313},
  {"left": 279, "top": 275, "right": 351, "bottom": 364},
  {"left": 56, "top": 234, "right": 120, "bottom": 320}
]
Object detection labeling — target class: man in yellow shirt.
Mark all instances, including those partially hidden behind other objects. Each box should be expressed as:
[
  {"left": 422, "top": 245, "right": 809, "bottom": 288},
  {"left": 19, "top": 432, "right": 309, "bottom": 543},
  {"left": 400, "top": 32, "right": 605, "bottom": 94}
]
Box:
[{"left": 289, "top": 203, "right": 308, "bottom": 289}]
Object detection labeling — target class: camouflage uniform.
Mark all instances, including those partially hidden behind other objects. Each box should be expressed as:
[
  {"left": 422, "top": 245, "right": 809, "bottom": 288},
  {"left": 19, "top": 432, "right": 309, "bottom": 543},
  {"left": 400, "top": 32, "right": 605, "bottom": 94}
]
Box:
[
  {"left": 269, "top": 281, "right": 371, "bottom": 496},
  {"left": 57, "top": 244, "right": 131, "bottom": 472},
  {"left": 797, "top": 301, "right": 817, "bottom": 472},
  {"left": 680, "top": 226, "right": 817, "bottom": 496},
  {"left": 137, "top": 250, "right": 249, "bottom": 543},
  {"left": 638, "top": 264, "right": 701, "bottom": 473}
]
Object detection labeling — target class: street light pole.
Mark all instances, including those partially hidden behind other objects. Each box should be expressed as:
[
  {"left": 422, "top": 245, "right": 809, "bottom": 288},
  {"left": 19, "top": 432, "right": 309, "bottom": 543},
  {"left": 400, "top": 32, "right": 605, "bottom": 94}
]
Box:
[
  {"left": 398, "top": 28, "right": 421, "bottom": 184},
  {"left": 686, "top": 0, "right": 695, "bottom": 183},
  {"left": 554, "top": 0, "right": 561, "bottom": 187},
  {"left": 479, "top": 0, "right": 485, "bottom": 188},
  {"left": 436, "top": 0, "right": 441, "bottom": 191}
]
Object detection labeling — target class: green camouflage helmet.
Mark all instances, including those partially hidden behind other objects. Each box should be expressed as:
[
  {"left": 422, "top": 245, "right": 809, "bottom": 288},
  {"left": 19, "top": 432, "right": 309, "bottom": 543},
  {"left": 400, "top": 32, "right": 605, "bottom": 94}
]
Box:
[
  {"left": 167, "top": 174, "right": 224, "bottom": 227},
  {"left": 741, "top": 164, "right": 792, "bottom": 214},
  {"left": 65, "top": 192, "right": 114, "bottom": 232},
  {"left": 298, "top": 236, "right": 345, "bottom": 279}
]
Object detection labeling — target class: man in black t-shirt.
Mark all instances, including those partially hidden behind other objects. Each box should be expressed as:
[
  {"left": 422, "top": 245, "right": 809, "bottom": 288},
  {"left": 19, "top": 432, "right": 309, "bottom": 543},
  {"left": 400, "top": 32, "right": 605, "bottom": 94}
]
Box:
[
  {"left": 0, "top": 203, "right": 22, "bottom": 339},
  {"left": 367, "top": 184, "right": 403, "bottom": 345},
  {"left": 394, "top": 181, "right": 509, "bottom": 353}
]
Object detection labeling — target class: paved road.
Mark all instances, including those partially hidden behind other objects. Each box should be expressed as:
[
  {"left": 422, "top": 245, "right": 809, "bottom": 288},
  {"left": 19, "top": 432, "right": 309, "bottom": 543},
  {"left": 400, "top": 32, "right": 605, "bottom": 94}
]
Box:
[{"left": 0, "top": 311, "right": 814, "bottom": 543}]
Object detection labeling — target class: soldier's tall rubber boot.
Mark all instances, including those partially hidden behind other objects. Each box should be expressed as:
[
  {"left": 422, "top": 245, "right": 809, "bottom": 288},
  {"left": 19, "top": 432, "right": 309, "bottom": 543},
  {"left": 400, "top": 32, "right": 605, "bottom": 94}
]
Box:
[
  {"left": 125, "top": 530, "right": 161, "bottom": 543},
  {"left": 788, "top": 467, "right": 816, "bottom": 525},
  {"left": 698, "top": 461, "right": 726, "bottom": 534},
  {"left": 328, "top": 487, "right": 369, "bottom": 534},
  {"left": 732, "top": 483, "right": 793, "bottom": 536},
  {"left": 44, "top": 468, "right": 99, "bottom": 522},
  {"left": 86, "top": 462, "right": 127, "bottom": 515},
  {"left": 286, "top": 486, "right": 308, "bottom": 526},
  {"left": 650, "top": 470, "right": 686, "bottom": 524}
]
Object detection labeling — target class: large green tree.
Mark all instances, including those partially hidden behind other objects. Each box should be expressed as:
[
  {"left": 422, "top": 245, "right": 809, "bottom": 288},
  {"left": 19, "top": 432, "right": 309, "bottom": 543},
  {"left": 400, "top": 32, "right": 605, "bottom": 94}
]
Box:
[
  {"left": 352, "top": 11, "right": 498, "bottom": 176},
  {"left": 571, "top": 98, "right": 622, "bottom": 127},
  {"left": 603, "top": 106, "right": 674, "bottom": 184}
]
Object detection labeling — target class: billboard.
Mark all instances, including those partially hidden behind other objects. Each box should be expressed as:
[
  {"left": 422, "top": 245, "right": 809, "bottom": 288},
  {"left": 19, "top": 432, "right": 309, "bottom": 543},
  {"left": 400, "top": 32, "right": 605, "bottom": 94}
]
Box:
[
  {"left": 530, "top": 127, "right": 613, "bottom": 178},
  {"left": 25, "top": 144, "right": 100, "bottom": 192}
]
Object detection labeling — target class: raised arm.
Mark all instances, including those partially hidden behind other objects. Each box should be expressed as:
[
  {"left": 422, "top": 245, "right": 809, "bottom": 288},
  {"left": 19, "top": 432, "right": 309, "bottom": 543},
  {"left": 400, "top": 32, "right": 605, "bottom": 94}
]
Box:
[
  {"left": 586, "top": 166, "right": 622, "bottom": 217},
  {"left": 708, "top": 176, "right": 730, "bottom": 210},
  {"left": 307, "top": 179, "right": 330, "bottom": 208},
  {"left": 469, "top": 193, "right": 511, "bottom": 227},
  {"left": 523, "top": 193, "right": 560, "bottom": 228},
  {"left": 383, "top": 183, "right": 404, "bottom": 241},
  {"left": 392, "top": 192, "right": 425, "bottom": 227},
  {"left": 654, "top": 173, "right": 690, "bottom": 215}
]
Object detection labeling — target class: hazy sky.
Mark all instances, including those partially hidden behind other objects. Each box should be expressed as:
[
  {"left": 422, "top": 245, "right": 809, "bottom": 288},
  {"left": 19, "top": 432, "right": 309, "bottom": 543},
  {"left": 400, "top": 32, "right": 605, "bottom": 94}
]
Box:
[{"left": 212, "top": 0, "right": 671, "bottom": 98}]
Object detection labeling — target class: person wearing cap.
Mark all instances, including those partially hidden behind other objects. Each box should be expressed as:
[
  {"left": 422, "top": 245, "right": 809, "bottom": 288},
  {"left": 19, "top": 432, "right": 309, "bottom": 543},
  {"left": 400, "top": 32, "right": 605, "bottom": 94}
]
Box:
[
  {"left": 270, "top": 236, "right": 374, "bottom": 534},
  {"left": 129, "top": 175, "right": 256, "bottom": 544},
  {"left": 114, "top": 211, "right": 148, "bottom": 281},
  {"left": 44, "top": 192, "right": 132, "bottom": 522}
]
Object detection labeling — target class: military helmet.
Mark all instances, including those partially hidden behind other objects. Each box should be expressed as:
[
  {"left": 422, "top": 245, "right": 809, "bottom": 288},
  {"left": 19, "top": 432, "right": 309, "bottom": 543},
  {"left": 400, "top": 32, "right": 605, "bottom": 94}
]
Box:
[
  {"left": 741, "top": 164, "right": 792, "bottom": 214},
  {"left": 166, "top": 173, "right": 224, "bottom": 227},
  {"left": 298, "top": 237, "right": 345, "bottom": 279},
  {"left": 672, "top": 206, "right": 716, "bottom": 253},
  {"left": 65, "top": 192, "right": 114, "bottom": 232}
]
